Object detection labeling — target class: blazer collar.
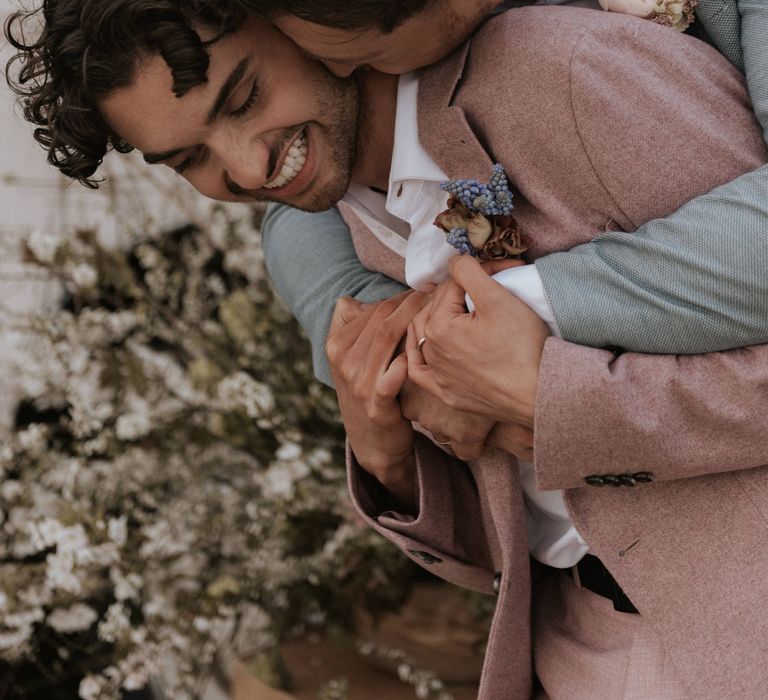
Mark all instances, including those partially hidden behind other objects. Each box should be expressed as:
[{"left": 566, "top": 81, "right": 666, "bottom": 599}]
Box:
[{"left": 416, "top": 40, "right": 494, "bottom": 181}]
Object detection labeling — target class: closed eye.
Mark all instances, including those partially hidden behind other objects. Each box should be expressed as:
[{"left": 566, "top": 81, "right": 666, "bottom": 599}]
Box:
[
  {"left": 173, "top": 147, "right": 206, "bottom": 174},
  {"left": 230, "top": 79, "right": 259, "bottom": 118}
]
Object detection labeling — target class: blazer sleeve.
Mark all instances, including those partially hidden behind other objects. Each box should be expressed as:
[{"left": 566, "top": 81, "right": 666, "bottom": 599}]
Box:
[
  {"left": 533, "top": 338, "right": 768, "bottom": 488},
  {"left": 346, "top": 435, "right": 497, "bottom": 594},
  {"left": 261, "top": 204, "right": 407, "bottom": 387}
]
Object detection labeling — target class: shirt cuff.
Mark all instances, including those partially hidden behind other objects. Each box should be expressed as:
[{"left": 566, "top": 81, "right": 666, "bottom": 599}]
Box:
[{"left": 465, "top": 264, "right": 561, "bottom": 337}]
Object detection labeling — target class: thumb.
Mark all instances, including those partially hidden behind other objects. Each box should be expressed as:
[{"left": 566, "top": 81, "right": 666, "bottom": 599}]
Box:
[
  {"left": 378, "top": 353, "right": 409, "bottom": 401},
  {"left": 448, "top": 255, "right": 506, "bottom": 312}
]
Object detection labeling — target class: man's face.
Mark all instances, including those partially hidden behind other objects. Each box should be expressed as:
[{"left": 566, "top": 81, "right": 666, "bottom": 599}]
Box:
[
  {"left": 100, "top": 18, "right": 359, "bottom": 211},
  {"left": 273, "top": 0, "right": 497, "bottom": 77}
]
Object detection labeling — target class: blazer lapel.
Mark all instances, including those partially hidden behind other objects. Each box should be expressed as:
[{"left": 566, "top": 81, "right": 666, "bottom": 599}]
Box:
[{"left": 417, "top": 42, "right": 495, "bottom": 181}]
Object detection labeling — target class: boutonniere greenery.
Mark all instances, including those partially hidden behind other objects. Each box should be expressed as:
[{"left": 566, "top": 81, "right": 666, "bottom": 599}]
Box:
[
  {"left": 434, "top": 163, "right": 529, "bottom": 261},
  {"left": 599, "top": 0, "right": 699, "bottom": 32}
]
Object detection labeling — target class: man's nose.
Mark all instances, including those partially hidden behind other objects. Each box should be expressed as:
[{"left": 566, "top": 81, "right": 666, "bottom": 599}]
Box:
[
  {"left": 214, "top": 130, "right": 270, "bottom": 192},
  {"left": 322, "top": 60, "right": 358, "bottom": 78}
]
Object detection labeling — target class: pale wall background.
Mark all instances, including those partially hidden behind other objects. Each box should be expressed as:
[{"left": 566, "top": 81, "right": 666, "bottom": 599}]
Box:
[{"left": 0, "top": 0, "right": 213, "bottom": 422}]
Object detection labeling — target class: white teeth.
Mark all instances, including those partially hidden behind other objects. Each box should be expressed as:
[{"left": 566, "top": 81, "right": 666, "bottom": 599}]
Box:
[{"left": 264, "top": 132, "right": 308, "bottom": 189}]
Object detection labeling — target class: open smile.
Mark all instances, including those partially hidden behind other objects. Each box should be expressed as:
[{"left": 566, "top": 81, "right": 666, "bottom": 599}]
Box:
[{"left": 264, "top": 129, "right": 308, "bottom": 190}]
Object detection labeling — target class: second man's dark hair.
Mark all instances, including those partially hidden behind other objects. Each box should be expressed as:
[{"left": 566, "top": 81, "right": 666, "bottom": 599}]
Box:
[{"left": 239, "top": 0, "right": 437, "bottom": 34}]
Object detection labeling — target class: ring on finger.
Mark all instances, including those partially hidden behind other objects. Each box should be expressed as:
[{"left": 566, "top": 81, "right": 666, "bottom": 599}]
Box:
[{"left": 416, "top": 336, "right": 428, "bottom": 356}]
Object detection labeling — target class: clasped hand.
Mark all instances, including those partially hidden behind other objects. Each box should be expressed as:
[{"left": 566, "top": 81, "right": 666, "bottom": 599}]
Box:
[
  {"left": 407, "top": 256, "right": 550, "bottom": 431},
  {"left": 326, "top": 291, "right": 425, "bottom": 510},
  {"left": 325, "top": 287, "right": 512, "bottom": 510}
]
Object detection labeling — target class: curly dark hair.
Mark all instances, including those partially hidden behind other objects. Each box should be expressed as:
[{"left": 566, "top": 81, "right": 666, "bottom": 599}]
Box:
[
  {"left": 5, "top": 0, "right": 247, "bottom": 188},
  {"left": 235, "top": 0, "right": 436, "bottom": 34}
]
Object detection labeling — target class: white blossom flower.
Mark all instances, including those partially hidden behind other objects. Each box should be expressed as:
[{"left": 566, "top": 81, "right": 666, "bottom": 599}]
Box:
[
  {"left": 1, "top": 480, "right": 23, "bottom": 501},
  {"left": 217, "top": 371, "right": 276, "bottom": 418},
  {"left": 108, "top": 516, "right": 128, "bottom": 547},
  {"left": 276, "top": 442, "right": 302, "bottom": 461},
  {"left": 72, "top": 263, "right": 99, "bottom": 289},
  {"left": 262, "top": 464, "right": 295, "bottom": 499},
  {"left": 46, "top": 552, "right": 82, "bottom": 594},
  {"left": 26, "top": 229, "right": 61, "bottom": 264},
  {"left": 98, "top": 603, "right": 131, "bottom": 643},
  {"left": 599, "top": 0, "right": 696, "bottom": 30},
  {"left": 599, "top": 0, "right": 656, "bottom": 15},
  {"left": 110, "top": 567, "right": 142, "bottom": 601},
  {"left": 17, "top": 423, "right": 48, "bottom": 455},
  {"left": 116, "top": 412, "right": 152, "bottom": 441},
  {"left": 47, "top": 604, "right": 99, "bottom": 634},
  {"left": 0, "top": 626, "right": 33, "bottom": 659},
  {"left": 79, "top": 675, "right": 105, "bottom": 700}
]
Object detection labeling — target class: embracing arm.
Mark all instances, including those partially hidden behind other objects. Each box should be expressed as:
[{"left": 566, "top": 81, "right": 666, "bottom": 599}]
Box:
[
  {"left": 535, "top": 165, "right": 768, "bottom": 353},
  {"left": 741, "top": 0, "right": 768, "bottom": 142},
  {"left": 261, "top": 203, "right": 407, "bottom": 386},
  {"left": 534, "top": 339, "right": 768, "bottom": 488}
]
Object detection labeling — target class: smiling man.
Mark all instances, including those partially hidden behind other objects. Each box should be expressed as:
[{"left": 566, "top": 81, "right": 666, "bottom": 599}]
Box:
[
  {"left": 8, "top": 1, "right": 768, "bottom": 698},
  {"left": 100, "top": 21, "right": 359, "bottom": 209}
]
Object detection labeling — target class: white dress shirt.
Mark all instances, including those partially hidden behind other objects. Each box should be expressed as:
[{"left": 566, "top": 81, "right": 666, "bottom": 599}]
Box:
[{"left": 342, "top": 72, "right": 590, "bottom": 568}]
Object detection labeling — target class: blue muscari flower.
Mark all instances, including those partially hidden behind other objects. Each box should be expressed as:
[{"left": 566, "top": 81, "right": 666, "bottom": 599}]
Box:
[{"left": 441, "top": 163, "right": 514, "bottom": 216}]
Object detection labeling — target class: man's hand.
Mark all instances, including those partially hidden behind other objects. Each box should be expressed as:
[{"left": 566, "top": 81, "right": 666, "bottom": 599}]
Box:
[
  {"left": 407, "top": 256, "right": 550, "bottom": 428},
  {"left": 327, "top": 291, "right": 428, "bottom": 511},
  {"left": 400, "top": 378, "right": 495, "bottom": 460},
  {"left": 487, "top": 422, "right": 535, "bottom": 462}
]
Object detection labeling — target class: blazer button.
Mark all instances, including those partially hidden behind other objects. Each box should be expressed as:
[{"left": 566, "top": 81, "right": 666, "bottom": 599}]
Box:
[
  {"left": 408, "top": 549, "right": 442, "bottom": 565},
  {"left": 633, "top": 472, "right": 654, "bottom": 483},
  {"left": 493, "top": 572, "right": 502, "bottom": 595},
  {"left": 602, "top": 474, "right": 622, "bottom": 487},
  {"left": 585, "top": 475, "right": 605, "bottom": 487},
  {"left": 618, "top": 474, "right": 637, "bottom": 487}
]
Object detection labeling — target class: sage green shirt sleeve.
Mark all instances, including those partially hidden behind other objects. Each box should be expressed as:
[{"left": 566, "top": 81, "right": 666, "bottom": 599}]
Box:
[
  {"left": 261, "top": 204, "right": 407, "bottom": 386},
  {"left": 741, "top": 0, "right": 768, "bottom": 142}
]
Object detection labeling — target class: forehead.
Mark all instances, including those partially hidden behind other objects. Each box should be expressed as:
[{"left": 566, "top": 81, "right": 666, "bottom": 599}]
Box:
[
  {"left": 99, "top": 20, "right": 273, "bottom": 151},
  {"left": 273, "top": 14, "right": 427, "bottom": 63}
]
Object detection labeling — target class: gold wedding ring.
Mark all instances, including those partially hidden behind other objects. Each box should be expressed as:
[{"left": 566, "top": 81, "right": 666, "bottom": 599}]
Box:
[{"left": 416, "top": 336, "right": 428, "bottom": 356}]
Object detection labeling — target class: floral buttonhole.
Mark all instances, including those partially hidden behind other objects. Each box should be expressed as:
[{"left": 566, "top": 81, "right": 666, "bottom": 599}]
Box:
[{"left": 434, "top": 163, "right": 529, "bottom": 261}]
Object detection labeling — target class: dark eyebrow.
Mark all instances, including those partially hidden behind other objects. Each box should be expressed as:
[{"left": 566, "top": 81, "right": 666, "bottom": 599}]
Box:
[
  {"left": 206, "top": 56, "right": 249, "bottom": 124},
  {"left": 143, "top": 148, "right": 184, "bottom": 165},
  {"left": 142, "top": 56, "right": 250, "bottom": 165}
]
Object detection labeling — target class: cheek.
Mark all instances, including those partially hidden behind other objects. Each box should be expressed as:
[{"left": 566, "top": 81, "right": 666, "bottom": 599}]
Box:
[{"left": 181, "top": 167, "right": 232, "bottom": 202}]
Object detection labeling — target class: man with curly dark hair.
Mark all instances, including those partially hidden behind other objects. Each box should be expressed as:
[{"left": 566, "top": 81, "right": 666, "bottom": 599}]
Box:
[
  {"left": 6, "top": 2, "right": 768, "bottom": 698},
  {"left": 5, "top": 2, "right": 247, "bottom": 187}
]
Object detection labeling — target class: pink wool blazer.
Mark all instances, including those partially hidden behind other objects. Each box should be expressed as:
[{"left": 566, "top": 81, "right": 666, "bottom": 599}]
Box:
[{"left": 342, "top": 7, "right": 768, "bottom": 699}]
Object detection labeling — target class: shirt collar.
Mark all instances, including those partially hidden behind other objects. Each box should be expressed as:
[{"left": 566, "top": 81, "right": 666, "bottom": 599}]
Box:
[{"left": 388, "top": 72, "right": 447, "bottom": 190}]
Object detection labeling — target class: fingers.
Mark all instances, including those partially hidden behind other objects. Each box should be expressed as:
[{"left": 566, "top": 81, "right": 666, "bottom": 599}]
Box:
[
  {"left": 429, "top": 277, "right": 468, "bottom": 319},
  {"left": 377, "top": 353, "right": 408, "bottom": 403},
  {"left": 405, "top": 325, "right": 446, "bottom": 400},
  {"left": 448, "top": 255, "right": 507, "bottom": 312},
  {"left": 451, "top": 441, "right": 485, "bottom": 460}
]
